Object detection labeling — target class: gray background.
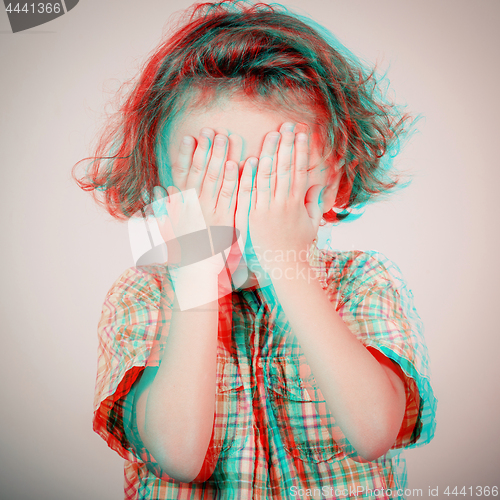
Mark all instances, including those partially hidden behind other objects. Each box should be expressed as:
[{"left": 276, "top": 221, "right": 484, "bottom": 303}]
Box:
[{"left": 1, "top": 1, "right": 499, "bottom": 499}]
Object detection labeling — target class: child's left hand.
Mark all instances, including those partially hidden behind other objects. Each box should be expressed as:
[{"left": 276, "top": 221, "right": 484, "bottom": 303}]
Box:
[{"left": 236, "top": 122, "right": 324, "bottom": 278}]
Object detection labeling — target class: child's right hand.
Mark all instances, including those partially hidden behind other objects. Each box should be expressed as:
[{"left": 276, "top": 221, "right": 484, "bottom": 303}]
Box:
[
  {"left": 168, "top": 127, "right": 243, "bottom": 228},
  {"left": 154, "top": 127, "right": 241, "bottom": 219},
  {"left": 152, "top": 128, "right": 244, "bottom": 299}
]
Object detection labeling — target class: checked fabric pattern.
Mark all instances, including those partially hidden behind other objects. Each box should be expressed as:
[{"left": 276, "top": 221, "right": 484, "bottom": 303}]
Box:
[{"left": 92, "top": 242, "right": 437, "bottom": 499}]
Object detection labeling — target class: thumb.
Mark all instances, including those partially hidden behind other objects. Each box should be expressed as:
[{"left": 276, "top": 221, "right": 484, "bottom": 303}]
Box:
[{"left": 304, "top": 184, "right": 323, "bottom": 227}]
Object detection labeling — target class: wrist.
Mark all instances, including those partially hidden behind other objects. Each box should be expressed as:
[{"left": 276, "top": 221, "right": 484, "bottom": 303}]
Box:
[
  {"left": 265, "top": 260, "right": 320, "bottom": 289},
  {"left": 253, "top": 243, "right": 311, "bottom": 271},
  {"left": 169, "top": 254, "right": 223, "bottom": 310}
]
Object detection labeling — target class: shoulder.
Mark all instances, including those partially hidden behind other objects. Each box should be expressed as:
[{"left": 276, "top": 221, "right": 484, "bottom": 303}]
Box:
[
  {"left": 103, "top": 264, "right": 171, "bottom": 306},
  {"left": 97, "top": 264, "right": 175, "bottom": 334},
  {"left": 311, "top": 245, "right": 419, "bottom": 317},
  {"left": 312, "top": 246, "right": 397, "bottom": 293}
]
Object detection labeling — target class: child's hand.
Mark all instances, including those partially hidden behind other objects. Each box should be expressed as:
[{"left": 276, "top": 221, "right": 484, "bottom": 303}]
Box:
[
  {"left": 153, "top": 128, "right": 244, "bottom": 299},
  {"left": 153, "top": 128, "right": 239, "bottom": 255},
  {"left": 168, "top": 127, "right": 243, "bottom": 229},
  {"left": 236, "top": 122, "right": 324, "bottom": 279}
]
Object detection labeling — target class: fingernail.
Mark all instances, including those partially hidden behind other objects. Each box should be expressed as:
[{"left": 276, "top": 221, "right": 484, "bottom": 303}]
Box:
[
  {"left": 283, "top": 123, "right": 295, "bottom": 133},
  {"left": 182, "top": 136, "right": 192, "bottom": 145},
  {"left": 198, "top": 132, "right": 212, "bottom": 147},
  {"left": 200, "top": 129, "right": 213, "bottom": 144},
  {"left": 297, "top": 133, "right": 308, "bottom": 142},
  {"left": 269, "top": 133, "right": 280, "bottom": 144},
  {"left": 249, "top": 158, "right": 258, "bottom": 168},
  {"left": 215, "top": 136, "right": 226, "bottom": 147}
]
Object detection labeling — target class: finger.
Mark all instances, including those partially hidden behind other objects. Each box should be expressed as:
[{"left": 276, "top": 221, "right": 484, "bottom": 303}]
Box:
[
  {"left": 214, "top": 127, "right": 242, "bottom": 176},
  {"left": 275, "top": 122, "right": 295, "bottom": 203},
  {"left": 256, "top": 132, "right": 280, "bottom": 208},
  {"left": 235, "top": 157, "right": 257, "bottom": 253},
  {"left": 171, "top": 135, "right": 195, "bottom": 191},
  {"left": 237, "top": 156, "right": 258, "bottom": 214},
  {"left": 293, "top": 131, "right": 310, "bottom": 199},
  {"left": 279, "top": 122, "right": 296, "bottom": 136},
  {"left": 255, "top": 156, "right": 274, "bottom": 209},
  {"left": 216, "top": 160, "right": 238, "bottom": 216},
  {"left": 200, "top": 133, "right": 228, "bottom": 208},
  {"left": 186, "top": 128, "right": 215, "bottom": 194},
  {"left": 305, "top": 184, "right": 324, "bottom": 229}
]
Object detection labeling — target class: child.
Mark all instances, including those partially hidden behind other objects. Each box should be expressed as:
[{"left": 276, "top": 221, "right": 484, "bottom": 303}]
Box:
[{"left": 76, "top": 1, "right": 437, "bottom": 498}]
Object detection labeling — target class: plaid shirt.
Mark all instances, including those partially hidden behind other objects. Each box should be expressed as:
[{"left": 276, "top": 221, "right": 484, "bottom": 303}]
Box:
[{"left": 93, "top": 243, "right": 437, "bottom": 499}]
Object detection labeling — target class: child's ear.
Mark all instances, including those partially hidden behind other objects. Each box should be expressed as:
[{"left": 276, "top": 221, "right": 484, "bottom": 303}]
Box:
[{"left": 320, "top": 171, "right": 342, "bottom": 213}]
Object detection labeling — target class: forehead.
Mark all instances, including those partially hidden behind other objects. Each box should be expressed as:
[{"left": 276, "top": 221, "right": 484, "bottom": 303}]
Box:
[{"left": 166, "top": 94, "right": 322, "bottom": 159}]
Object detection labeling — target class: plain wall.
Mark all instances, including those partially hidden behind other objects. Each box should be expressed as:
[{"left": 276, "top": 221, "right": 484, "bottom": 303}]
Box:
[{"left": 1, "top": 1, "right": 499, "bottom": 499}]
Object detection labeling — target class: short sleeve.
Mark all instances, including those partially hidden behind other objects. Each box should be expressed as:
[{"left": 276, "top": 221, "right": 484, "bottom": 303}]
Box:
[
  {"left": 92, "top": 264, "right": 174, "bottom": 463},
  {"left": 323, "top": 250, "right": 437, "bottom": 450}
]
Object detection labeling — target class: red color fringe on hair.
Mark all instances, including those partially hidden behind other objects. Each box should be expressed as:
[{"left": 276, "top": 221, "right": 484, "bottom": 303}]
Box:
[{"left": 73, "top": 0, "right": 415, "bottom": 222}]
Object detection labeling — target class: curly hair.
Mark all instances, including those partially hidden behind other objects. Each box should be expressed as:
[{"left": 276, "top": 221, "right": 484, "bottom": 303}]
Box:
[{"left": 73, "top": 0, "right": 415, "bottom": 222}]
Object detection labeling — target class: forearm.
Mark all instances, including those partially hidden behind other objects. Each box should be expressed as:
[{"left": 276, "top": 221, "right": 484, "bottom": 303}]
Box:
[
  {"left": 270, "top": 262, "right": 406, "bottom": 461},
  {"left": 136, "top": 272, "right": 219, "bottom": 482},
  {"left": 131, "top": 126, "right": 239, "bottom": 481}
]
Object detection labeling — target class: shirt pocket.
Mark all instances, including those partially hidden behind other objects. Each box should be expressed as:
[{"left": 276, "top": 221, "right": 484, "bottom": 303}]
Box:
[
  {"left": 268, "top": 356, "right": 345, "bottom": 463},
  {"left": 213, "top": 356, "right": 245, "bottom": 455}
]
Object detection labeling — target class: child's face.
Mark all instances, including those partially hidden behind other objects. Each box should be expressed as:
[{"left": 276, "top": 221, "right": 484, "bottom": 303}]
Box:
[
  {"left": 161, "top": 94, "right": 338, "bottom": 195},
  {"left": 158, "top": 94, "right": 340, "bottom": 289}
]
